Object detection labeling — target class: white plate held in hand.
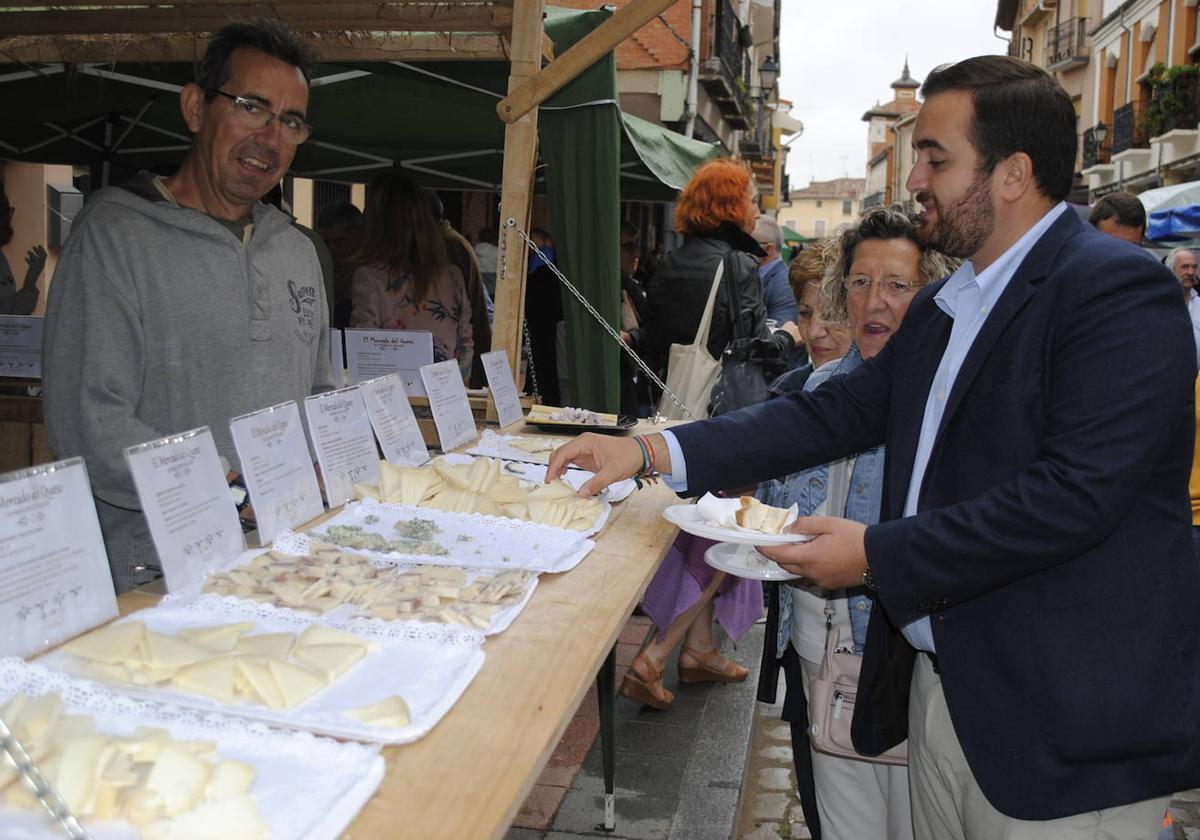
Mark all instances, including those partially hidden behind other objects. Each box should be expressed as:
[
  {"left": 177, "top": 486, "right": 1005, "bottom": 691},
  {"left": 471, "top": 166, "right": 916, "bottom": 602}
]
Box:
[
  {"left": 662, "top": 504, "right": 814, "bottom": 546},
  {"left": 704, "top": 542, "right": 801, "bottom": 581}
]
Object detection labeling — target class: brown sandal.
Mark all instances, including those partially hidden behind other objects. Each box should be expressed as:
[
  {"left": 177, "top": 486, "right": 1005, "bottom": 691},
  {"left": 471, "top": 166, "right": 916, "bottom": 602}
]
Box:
[
  {"left": 619, "top": 652, "right": 674, "bottom": 709},
  {"left": 677, "top": 646, "right": 749, "bottom": 684}
]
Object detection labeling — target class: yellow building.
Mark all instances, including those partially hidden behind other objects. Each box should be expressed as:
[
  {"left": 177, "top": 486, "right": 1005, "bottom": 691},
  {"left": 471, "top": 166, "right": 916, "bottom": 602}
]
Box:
[{"left": 777, "top": 177, "right": 865, "bottom": 239}]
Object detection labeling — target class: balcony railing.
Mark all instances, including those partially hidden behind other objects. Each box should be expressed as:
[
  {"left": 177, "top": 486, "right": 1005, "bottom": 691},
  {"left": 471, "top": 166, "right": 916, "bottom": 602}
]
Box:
[
  {"left": 1081, "top": 125, "right": 1110, "bottom": 168},
  {"left": 1111, "top": 100, "right": 1149, "bottom": 154},
  {"left": 1148, "top": 73, "right": 1200, "bottom": 135},
  {"left": 699, "top": 0, "right": 751, "bottom": 129},
  {"left": 1046, "top": 17, "right": 1089, "bottom": 69}
]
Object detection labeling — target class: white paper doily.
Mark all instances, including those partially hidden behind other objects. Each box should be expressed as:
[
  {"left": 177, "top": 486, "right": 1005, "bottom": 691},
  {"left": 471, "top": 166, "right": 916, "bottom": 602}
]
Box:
[
  {"left": 37, "top": 599, "right": 485, "bottom": 745},
  {"left": 169, "top": 546, "right": 539, "bottom": 637},
  {"left": 468, "top": 457, "right": 636, "bottom": 505},
  {"left": 466, "top": 429, "right": 568, "bottom": 465},
  {"left": 0, "top": 658, "right": 384, "bottom": 840},
  {"left": 299, "top": 500, "right": 597, "bottom": 573}
]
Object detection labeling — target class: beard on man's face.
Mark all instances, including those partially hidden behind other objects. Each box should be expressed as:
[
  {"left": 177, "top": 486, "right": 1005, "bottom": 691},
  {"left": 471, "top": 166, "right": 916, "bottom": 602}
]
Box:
[{"left": 915, "top": 169, "right": 995, "bottom": 259}]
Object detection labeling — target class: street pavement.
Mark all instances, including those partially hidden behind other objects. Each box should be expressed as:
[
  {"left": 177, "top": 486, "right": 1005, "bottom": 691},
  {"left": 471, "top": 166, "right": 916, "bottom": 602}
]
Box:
[{"left": 509, "top": 616, "right": 1200, "bottom": 840}]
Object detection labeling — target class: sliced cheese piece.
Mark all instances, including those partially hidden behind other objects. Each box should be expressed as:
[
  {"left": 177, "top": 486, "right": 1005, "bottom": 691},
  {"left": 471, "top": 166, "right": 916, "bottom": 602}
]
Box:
[
  {"left": 172, "top": 656, "right": 236, "bottom": 705},
  {"left": 266, "top": 659, "right": 328, "bottom": 708},
  {"left": 345, "top": 695, "right": 410, "bottom": 728},
  {"left": 235, "top": 632, "right": 295, "bottom": 660},
  {"left": 292, "top": 643, "right": 366, "bottom": 682},
  {"left": 143, "top": 632, "right": 215, "bottom": 670},
  {"left": 734, "top": 496, "right": 791, "bottom": 534},
  {"left": 204, "top": 760, "right": 255, "bottom": 802},
  {"left": 144, "top": 744, "right": 213, "bottom": 817},
  {"left": 62, "top": 620, "right": 147, "bottom": 665},
  {"left": 142, "top": 793, "right": 269, "bottom": 840},
  {"left": 53, "top": 734, "right": 111, "bottom": 813},
  {"left": 295, "top": 625, "right": 366, "bottom": 649},
  {"left": 234, "top": 658, "right": 285, "bottom": 710},
  {"left": 178, "top": 623, "right": 255, "bottom": 653}
]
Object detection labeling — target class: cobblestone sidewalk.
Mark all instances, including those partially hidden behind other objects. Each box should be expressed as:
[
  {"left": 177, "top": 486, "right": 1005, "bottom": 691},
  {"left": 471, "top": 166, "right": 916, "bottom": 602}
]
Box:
[{"left": 736, "top": 685, "right": 1200, "bottom": 840}]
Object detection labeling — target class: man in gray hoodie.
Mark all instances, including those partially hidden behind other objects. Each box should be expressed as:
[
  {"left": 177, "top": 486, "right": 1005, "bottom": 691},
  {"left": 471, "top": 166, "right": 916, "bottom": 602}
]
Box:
[{"left": 43, "top": 19, "right": 334, "bottom": 592}]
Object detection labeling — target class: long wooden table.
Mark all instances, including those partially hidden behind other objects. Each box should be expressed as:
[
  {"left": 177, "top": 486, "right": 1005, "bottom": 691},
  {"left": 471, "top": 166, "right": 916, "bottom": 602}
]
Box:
[{"left": 114, "top": 423, "right": 681, "bottom": 839}]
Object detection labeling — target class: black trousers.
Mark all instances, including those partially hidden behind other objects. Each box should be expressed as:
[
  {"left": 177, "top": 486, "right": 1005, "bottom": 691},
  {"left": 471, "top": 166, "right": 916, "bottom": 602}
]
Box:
[{"left": 757, "top": 582, "right": 821, "bottom": 838}]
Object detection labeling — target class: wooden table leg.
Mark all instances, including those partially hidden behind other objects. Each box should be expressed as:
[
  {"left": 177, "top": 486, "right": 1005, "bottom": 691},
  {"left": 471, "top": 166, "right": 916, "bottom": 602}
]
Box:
[{"left": 595, "top": 644, "right": 617, "bottom": 832}]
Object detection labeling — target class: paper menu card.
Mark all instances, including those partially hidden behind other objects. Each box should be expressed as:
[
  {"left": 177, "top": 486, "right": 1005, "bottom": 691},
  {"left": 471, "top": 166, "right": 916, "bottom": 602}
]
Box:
[
  {"left": 0, "top": 315, "right": 42, "bottom": 379},
  {"left": 0, "top": 458, "right": 118, "bottom": 658},
  {"left": 419, "top": 359, "right": 477, "bottom": 451},
  {"left": 345, "top": 329, "right": 434, "bottom": 396},
  {"left": 481, "top": 350, "right": 524, "bottom": 429},
  {"left": 230, "top": 401, "right": 324, "bottom": 543},
  {"left": 304, "top": 386, "right": 382, "bottom": 506},
  {"left": 125, "top": 427, "right": 245, "bottom": 593},
  {"left": 358, "top": 373, "right": 429, "bottom": 466}
]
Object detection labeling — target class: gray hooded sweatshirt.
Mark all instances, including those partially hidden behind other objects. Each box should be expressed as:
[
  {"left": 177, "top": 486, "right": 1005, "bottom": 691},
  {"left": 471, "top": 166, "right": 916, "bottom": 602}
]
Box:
[{"left": 43, "top": 174, "right": 334, "bottom": 591}]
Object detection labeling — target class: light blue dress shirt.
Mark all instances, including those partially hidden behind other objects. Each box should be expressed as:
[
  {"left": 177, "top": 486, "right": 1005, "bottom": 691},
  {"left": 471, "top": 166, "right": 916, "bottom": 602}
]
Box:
[
  {"left": 662, "top": 201, "right": 1070, "bottom": 655},
  {"left": 899, "top": 201, "right": 1069, "bottom": 652}
]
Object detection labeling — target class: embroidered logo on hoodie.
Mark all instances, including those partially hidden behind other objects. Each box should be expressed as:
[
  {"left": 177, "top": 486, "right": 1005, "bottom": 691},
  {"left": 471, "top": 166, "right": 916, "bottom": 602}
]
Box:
[{"left": 288, "top": 278, "right": 318, "bottom": 343}]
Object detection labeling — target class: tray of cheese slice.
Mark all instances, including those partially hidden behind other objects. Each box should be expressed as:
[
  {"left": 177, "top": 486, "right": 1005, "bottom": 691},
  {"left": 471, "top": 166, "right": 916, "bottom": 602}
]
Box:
[
  {"left": 0, "top": 659, "right": 384, "bottom": 840},
  {"left": 37, "top": 599, "right": 484, "bottom": 745}
]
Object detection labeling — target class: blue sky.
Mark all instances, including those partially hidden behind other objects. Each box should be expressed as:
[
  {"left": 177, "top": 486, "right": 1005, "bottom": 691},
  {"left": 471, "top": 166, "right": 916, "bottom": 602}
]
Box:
[{"left": 777, "top": 1, "right": 1005, "bottom": 186}]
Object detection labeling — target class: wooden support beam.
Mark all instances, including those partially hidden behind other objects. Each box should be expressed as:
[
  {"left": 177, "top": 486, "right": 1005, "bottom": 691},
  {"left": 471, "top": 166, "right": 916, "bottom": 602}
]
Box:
[
  {"left": 0, "top": 31, "right": 512, "bottom": 64},
  {"left": 496, "top": 0, "right": 678, "bottom": 123},
  {"left": 0, "top": 2, "right": 515, "bottom": 37},
  {"left": 489, "top": 0, "right": 544, "bottom": 419}
]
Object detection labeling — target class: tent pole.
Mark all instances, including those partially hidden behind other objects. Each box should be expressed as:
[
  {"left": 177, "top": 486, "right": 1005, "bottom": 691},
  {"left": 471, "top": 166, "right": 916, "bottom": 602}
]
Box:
[{"left": 490, "top": 0, "right": 545, "bottom": 420}]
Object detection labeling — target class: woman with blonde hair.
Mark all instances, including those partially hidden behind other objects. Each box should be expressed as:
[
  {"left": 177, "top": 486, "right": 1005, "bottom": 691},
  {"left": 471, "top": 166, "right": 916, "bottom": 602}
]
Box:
[
  {"left": 350, "top": 172, "right": 473, "bottom": 380},
  {"left": 758, "top": 205, "right": 955, "bottom": 839}
]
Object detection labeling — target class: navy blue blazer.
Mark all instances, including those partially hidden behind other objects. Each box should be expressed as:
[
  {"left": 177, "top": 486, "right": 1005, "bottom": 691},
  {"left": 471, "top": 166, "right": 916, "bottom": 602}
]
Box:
[{"left": 671, "top": 210, "right": 1200, "bottom": 820}]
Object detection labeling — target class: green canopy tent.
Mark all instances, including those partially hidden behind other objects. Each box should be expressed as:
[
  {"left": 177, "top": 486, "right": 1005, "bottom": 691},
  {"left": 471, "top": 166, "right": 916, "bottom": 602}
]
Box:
[{"left": 0, "top": 5, "right": 716, "bottom": 411}]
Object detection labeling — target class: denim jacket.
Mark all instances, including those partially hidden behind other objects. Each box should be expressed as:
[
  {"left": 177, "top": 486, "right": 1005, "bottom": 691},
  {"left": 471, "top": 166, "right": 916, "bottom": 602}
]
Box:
[{"left": 758, "top": 344, "right": 883, "bottom": 658}]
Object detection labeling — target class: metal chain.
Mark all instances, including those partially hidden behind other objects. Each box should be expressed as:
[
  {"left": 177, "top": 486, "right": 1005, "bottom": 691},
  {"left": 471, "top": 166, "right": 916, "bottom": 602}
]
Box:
[
  {"left": 504, "top": 219, "right": 695, "bottom": 421},
  {"left": 0, "top": 716, "right": 91, "bottom": 839},
  {"left": 497, "top": 216, "right": 540, "bottom": 401}
]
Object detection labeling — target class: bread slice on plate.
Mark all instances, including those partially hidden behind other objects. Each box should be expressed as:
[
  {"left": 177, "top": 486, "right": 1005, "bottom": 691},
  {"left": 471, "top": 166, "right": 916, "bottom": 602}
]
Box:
[{"left": 734, "top": 496, "right": 791, "bottom": 534}]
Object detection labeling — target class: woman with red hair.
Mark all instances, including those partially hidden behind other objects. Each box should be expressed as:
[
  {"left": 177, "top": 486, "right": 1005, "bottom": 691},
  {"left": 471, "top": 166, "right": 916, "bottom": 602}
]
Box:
[{"left": 621, "top": 159, "right": 800, "bottom": 709}]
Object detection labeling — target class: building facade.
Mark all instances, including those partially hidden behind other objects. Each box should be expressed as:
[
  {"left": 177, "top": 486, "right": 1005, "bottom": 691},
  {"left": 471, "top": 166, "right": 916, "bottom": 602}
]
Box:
[
  {"left": 861, "top": 61, "right": 922, "bottom": 210},
  {"left": 777, "top": 177, "right": 865, "bottom": 239}
]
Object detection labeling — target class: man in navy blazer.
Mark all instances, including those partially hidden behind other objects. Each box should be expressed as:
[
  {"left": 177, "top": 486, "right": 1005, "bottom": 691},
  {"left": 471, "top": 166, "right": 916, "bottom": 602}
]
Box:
[{"left": 550, "top": 56, "right": 1200, "bottom": 837}]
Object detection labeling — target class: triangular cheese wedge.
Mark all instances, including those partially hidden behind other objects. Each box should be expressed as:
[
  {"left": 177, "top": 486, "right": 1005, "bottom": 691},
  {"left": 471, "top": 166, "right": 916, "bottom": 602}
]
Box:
[
  {"left": 178, "top": 622, "right": 255, "bottom": 653},
  {"left": 292, "top": 643, "right": 366, "bottom": 682},
  {"left": 143, "top": 632, "right": 214, "bottom": 670},
  {"left": 296, "top": 625, "right": 366, "bottom": 649},
  {"left": 528, "top": 480, "right": 576, "bottom": 501},
  {"left": 173, "top": 656, "right": 236, "bottom": 704},
  {"left": 235, "top": 633, "right": 295, "bottom": 660},
  {"left": 345, "top": 695, "right": 410, "bottom": 728},
  {"left": 234, "top": 658, "right": 285, "bottom": 709},
  {"left": 266, "top": 659, "right": 327, "bottom": 708},
  {"left": 62, "top": 620, "right": 146, "bottom": 665}
]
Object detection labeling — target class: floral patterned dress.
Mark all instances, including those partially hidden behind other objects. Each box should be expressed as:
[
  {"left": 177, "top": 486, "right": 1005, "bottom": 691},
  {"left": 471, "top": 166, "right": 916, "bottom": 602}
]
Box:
[{"left": 350, "top": 263, "right": 474, "bottom": 381}]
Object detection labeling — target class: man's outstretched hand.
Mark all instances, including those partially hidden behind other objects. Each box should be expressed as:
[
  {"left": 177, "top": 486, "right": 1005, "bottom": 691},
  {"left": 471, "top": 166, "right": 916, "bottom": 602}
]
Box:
[{"left": 547, "top": 432, "right": 667, "bottom": 497}]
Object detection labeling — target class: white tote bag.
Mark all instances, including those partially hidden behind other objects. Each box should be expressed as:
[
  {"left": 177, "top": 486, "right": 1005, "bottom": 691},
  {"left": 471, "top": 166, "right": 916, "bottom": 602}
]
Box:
[{"left": 657, "top": 260, "right": 724, "bottom": 421}]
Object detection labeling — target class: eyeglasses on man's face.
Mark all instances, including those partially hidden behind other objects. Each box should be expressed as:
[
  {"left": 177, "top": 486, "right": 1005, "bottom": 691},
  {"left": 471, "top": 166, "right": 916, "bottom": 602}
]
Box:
[
  {"left": 210, "top": 89, "right": 313, "bottom": 145},
  {"left": 843, "top": 276, "right": 918, "bottom": 299},
  {"left": 620, "top": 241, "right": 640, "bottom": 253}
]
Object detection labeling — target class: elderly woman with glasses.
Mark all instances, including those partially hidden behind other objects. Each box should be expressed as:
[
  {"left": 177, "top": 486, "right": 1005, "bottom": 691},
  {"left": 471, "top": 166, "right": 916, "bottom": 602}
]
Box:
[{"left": 757, "top": 205, "right": 955, "bottom": 840}]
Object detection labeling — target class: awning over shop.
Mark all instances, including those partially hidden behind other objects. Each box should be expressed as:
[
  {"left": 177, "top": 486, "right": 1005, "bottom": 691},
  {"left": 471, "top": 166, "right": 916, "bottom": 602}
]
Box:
[{"left": 0, "top": 5, "right": 716, "bottom": 411}]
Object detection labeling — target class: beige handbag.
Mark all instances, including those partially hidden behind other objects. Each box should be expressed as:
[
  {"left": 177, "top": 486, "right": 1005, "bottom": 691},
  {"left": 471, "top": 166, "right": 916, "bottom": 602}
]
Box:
[
  {"left": 657, "top": 260, "right": 724, "bottom": 421},
  {"left": 806, "top": 458, "right": 908, "bottom": 766}
]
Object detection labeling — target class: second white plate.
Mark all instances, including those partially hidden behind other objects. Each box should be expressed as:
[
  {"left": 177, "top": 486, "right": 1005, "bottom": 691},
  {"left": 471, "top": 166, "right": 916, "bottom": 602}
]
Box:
[
  {"left": 704, "top": 541, "right": 801, "bottom": 581},
  {"left": 663, "top": 503, "right": 813, "bottom": 546}
]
